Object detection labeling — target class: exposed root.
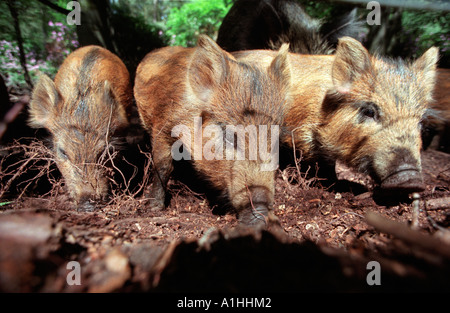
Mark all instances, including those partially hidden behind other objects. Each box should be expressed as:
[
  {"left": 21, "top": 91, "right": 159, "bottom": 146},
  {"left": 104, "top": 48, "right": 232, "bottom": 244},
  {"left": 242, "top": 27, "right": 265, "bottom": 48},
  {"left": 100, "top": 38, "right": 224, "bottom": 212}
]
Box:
[
  {"left": 279, "top": 151, "right": 320, "bottom": 191},
  {"left": 0, "top": 139, "right": 59, "bottom": 201}
]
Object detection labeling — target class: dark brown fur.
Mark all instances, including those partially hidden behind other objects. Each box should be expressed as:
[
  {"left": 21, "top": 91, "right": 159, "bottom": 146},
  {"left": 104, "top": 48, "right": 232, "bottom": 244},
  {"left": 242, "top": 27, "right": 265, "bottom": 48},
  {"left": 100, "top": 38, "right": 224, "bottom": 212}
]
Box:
[
  {"left": 234, "top": 37, "right": 438, "bottom": 193},
  {"left": 29, "top": 45, "right": 132, "bottom": 208},
  {"left": 134, "top": 36, "right": 291, "bottom": 226},
  {"left": 217, "top": 0, "right": 362, "bottom": 54},
  {"left": 422, "top": 68, "right": 450, "bottom": 152}
]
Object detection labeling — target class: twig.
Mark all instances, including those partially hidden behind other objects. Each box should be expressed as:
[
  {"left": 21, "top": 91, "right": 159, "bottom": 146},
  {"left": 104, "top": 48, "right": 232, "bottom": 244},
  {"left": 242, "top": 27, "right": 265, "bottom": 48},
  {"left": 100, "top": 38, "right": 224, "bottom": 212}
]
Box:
[
  {"left": 426, "top": 215, "right": 449, "bottom": 233},
  {"left": 104, "top": 104, "right": 130, "bottom": 193},
  {"left": 422, "top": 196, "right": 450, "bottom": 233},
  {"left": 290, "top": 126, "right": 302, "bottom": 179},
  {"left": 36, "top": 0, "right": 71, "bottom": 15},
  {"left": 132, "top": 146, "right": 153, "bottom": 196},
  {"left": 365, "top": 211, "right": 450, "bottom": 260},
  {"left": 423, "top": 197, "right": 450, "bottom": 210},
  {"left": 0, "top": 140, "right": 57, "bottom": 201},
  {"left": 0, "top": 152, "right": 38, "bottom": 199},
  {"left": 411, "top": 192, "right": 420, "bottom": 229}
]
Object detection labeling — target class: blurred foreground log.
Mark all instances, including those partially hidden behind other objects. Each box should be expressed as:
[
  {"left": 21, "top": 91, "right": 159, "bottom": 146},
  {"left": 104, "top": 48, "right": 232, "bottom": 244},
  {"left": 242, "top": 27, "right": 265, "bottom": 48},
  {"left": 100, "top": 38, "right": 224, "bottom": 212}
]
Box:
[{"left": 1, "top": 210, "right": 449, "bottom": 292}]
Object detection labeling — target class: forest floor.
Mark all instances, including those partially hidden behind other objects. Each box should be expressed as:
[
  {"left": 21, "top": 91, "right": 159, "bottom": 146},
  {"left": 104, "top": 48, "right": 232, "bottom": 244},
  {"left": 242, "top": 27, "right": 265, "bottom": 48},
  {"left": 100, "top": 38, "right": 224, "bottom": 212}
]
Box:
[
  {"left": 0, "top": 129, "right": 449, "bottom": 292},
  {"left": 0, "top": 91, "right": 450, "bottom": 293}
]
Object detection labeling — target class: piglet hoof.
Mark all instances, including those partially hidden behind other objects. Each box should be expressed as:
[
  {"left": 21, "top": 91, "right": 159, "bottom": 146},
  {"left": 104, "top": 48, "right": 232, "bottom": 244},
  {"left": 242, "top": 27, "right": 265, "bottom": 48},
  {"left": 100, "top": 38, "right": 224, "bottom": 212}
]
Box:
[
  {"left": 142, "top": 187, "right": 166, "bottom": 211},
  {"left": 145, "top": 198, "right": 166, "bottom": 211},
  {"left": 238, "top": 205, "right": 269, "bottom": 228}
]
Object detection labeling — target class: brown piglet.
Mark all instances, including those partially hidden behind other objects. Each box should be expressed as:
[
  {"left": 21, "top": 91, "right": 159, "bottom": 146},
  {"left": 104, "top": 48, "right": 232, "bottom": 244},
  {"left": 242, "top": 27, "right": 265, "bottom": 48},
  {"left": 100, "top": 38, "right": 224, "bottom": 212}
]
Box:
[
  {"left": 134, "top": 35, "right": 291, "bottom": 226},
  {"left": 29, "top": 45, "right": 132, "bottom": 210},
  {"left": 234, "top": 37, "right": 439, "bottom": 194}
]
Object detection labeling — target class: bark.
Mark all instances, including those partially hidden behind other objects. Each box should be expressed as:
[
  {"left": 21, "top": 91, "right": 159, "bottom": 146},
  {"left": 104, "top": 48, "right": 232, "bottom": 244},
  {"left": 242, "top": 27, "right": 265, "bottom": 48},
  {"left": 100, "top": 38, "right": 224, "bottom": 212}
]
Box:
[{"left": 7, "top": 0, "right": 33, "bottom": 90}]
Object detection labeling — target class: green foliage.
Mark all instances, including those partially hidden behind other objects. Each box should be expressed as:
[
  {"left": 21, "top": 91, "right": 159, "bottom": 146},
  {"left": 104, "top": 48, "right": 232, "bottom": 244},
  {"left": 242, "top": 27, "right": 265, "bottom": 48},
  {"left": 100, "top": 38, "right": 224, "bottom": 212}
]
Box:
[
  {"left": 112, "top": 0, "right": 180, "bottom": 24},
  {"left": 401, "top": 10, "right": 449, "bottom": 59},
  {"left": 1, "top": 0, "right": 448, "bottom": 92},
  {"left": 165, "top": 0, "right": 232, "bottom": 47},
  {"left": 297, "top": 0, "right": 333, "bottom": 20},
  {"left": 1, "top": 40, "right": 49, "bottom": 89},
  {"left": 0, "top": 0, "right": 78, "bottom": 90}
]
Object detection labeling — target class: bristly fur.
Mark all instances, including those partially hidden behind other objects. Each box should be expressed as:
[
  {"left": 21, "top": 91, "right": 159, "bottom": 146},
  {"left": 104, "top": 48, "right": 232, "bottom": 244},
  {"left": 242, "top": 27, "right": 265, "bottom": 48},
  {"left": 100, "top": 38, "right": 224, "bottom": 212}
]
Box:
[
  {"left": 233, "top": 37, "right": 438, "bottom": 193},
  {"left": 28, "top": 45, "right": 132, "bottom": 205},
  {"left": 134, "top": 35, "right": 291, "bottom": 225}
]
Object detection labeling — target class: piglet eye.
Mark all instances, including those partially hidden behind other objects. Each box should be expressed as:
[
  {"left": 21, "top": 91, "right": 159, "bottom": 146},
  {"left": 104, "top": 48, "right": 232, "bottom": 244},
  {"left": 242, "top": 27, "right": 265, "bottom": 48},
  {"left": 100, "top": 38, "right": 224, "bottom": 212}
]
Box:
[
  {"left": 57, "top": 147, "right": 68, "bottom": 159},
  {"left": 359, "top": 102, "right": 380, "bottom": 122},
  {"left": 362, "top": 107, "right": 376, "bottom": 119}
]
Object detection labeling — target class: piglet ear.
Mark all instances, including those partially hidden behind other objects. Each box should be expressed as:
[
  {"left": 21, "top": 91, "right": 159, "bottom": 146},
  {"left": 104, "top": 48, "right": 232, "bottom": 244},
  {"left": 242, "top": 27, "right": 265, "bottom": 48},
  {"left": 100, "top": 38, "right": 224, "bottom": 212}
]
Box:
[
  {"left": 332, "top": 37, "right": 372, "bottom": 94},
  {"left": 188, "top": 35, "right": 231, "bottom": 103},
  {"left": 414, "top": 47, "right": 439, "bottom": 73},
  {"left": 413, "top": 47, "right": 439, "bottom": 102},
  {"left": 29, "top": 73, "right": 60, "bottom": 128},
  {"left": 268, "top": 43, "right": 291, "bottom": 94},
  {"left": 101, "top": 80, "right": 129, "bottom": 130}
]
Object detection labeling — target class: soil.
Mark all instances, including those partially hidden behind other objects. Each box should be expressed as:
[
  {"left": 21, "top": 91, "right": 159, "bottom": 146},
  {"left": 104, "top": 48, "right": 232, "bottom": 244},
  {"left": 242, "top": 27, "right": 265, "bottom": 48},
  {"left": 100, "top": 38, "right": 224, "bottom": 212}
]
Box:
[{"left": 0, "top": 102, "right": 450, "bottom": 294}]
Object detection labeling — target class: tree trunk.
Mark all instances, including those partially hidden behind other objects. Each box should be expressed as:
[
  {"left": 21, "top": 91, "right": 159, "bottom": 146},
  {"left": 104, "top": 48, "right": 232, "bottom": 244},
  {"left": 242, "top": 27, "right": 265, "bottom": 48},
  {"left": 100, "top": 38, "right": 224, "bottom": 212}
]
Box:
[
  {"left": 153, "top": 0, "right": 159, "bottom": 23},
  {"left": 365, "top": 7, "right": 403, "bottom": 56},
  {"left": 7, "top": 0, "right": 33, "bottom": 90},
  {"left": 37, "top": 0, "right": 117, "bottom": 53},
  {"left": 76, "top": 0, "right": 118, "bottom": 54}
]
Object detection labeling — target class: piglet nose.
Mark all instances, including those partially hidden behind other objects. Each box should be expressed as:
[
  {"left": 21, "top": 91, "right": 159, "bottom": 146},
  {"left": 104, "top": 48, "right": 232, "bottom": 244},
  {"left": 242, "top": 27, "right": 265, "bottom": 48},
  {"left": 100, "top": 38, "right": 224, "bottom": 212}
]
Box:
[
  {"left": 379, "top": 148, "right": 425, "bottom": 194},
  {"left": 76, "top": 192, "right": 105, "bottom": 212},
  {"left": 238, "top": 204, "right": 269, "bottom": 227},
  {"left": 77, "top": 198, "right": 97, "bottom": 212},
  {"left": 380, "top": 164, "right": 425, "bottom": 193}
]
